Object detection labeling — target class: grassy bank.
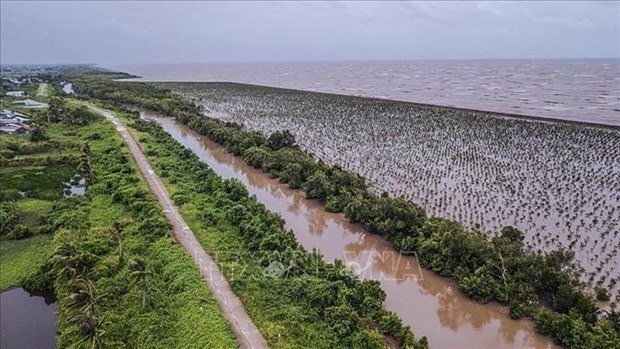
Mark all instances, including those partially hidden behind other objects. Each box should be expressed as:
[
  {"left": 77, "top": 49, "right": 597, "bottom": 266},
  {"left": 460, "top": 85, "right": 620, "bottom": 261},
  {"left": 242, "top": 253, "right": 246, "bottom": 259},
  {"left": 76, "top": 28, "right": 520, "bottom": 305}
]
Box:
[
  {"left": 0, "top": 235, "right": 52, "bottom": 290},
  {"left": 45, "top": 110, "right": 238, "bottom": 348},
  {"left": 1, "top": 116, "right": 79, "bottom": 291}
]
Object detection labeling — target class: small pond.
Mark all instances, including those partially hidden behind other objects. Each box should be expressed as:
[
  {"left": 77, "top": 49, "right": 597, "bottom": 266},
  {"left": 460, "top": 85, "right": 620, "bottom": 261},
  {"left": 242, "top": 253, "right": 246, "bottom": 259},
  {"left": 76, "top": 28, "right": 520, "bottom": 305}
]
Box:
[
  {"left": 63, "top": 174, "right": 86, "bottom": 197},
  {"left": 0, "top": 287, "right": 57, "bottom": 349}
]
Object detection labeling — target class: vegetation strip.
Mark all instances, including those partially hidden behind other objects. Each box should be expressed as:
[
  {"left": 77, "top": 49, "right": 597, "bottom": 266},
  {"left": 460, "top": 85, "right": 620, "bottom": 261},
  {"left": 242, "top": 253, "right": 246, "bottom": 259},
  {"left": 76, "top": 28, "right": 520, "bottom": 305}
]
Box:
[
  {"left": 119, "top": 111, "right": 428, "bottom": 348},
  {"left": 1, "top": 92, "right": 239, "bottom": 348},
  {"left": 89, "top": 105, "right": 269, "bottom": 349},
  {"left": 67, "top": 71, "right": 620, "bottom": 349}
]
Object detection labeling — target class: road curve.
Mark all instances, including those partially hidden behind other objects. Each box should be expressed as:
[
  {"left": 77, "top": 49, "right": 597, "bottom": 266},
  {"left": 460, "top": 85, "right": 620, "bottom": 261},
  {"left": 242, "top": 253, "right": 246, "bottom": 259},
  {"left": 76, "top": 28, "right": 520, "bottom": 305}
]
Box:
[{"left": 90, "top": 105, "right": 269, "bottom": 349}]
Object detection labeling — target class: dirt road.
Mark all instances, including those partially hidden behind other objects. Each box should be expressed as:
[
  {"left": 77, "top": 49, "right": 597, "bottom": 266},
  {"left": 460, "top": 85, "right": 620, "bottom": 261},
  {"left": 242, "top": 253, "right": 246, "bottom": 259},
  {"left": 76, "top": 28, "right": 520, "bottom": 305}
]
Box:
[
  {"left": 37, "top": 83, "right": 48, "bottom": 97},
  {"left": 90, "top": 105, "right": 269, "bottom": 349}
]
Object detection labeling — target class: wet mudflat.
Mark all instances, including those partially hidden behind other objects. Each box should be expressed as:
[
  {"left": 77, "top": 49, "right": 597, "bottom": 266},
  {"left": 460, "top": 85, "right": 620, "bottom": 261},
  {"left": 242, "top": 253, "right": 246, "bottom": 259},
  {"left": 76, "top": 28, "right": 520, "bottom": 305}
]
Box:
[
  {"left": 0, "top": 287, "right": 57, "bottom": 349},
  {"left": 143, "top": 112, "right": 555, "bottom": 349}
]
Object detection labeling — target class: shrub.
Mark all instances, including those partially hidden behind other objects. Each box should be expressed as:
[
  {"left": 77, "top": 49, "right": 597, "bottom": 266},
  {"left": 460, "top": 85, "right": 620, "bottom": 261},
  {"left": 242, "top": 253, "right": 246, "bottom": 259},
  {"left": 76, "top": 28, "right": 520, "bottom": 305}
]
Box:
[
  {"left": 596, "top": 287, "right": 611, "bottom": 302},
  {"left": 324, "top": 304, "right": 359, "bottom": 338},
  {"left": 267, "top": 130, "right": 296, "bottom": 150}
]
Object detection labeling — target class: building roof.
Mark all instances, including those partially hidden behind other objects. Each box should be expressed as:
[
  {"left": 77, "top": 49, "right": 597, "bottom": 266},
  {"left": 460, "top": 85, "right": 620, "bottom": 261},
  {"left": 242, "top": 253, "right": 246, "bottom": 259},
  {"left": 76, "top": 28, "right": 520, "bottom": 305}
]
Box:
[
  {"left": 0, "top": 110, "right": 31, "bottom": 126},
  {"left": 15, "top": 99, "right": 48, "bottom": 108},
  {"left": 0, "top": 124, "right": 29, "bottom": 134}
]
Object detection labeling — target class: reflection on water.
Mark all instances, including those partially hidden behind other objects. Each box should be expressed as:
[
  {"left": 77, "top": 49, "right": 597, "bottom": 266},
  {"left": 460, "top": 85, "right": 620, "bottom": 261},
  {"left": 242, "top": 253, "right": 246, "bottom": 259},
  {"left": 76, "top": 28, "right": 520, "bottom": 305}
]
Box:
[
  {"left": 144, "top": 112, "right": 555, "bottom": 348},
  {"left": 63, "top": 174, "right": 85, "bottom": 197},
  {"left": 0, "top": 287, "right": 57, "bottom": 349}
]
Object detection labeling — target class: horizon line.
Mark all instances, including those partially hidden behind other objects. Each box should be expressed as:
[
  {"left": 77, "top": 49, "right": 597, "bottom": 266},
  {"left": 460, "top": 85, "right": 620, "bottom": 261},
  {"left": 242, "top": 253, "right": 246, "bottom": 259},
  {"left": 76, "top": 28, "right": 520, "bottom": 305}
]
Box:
[{"left": 2, "top": 56, "right": 620, "bottom": 67}]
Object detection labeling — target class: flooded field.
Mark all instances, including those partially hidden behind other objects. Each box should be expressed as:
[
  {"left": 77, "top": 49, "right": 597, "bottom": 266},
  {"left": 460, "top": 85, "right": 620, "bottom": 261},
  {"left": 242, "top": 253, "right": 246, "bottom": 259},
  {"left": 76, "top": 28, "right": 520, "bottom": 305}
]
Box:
[
  {"left": 161, "top": 82, "right": 620, "bottom": 294},
  {"left": 142, "top": 111, "right": 556, "bottom": 348},
  {"left": 108, "top": 59, "right": 620, "bottom": 126},
  {"left": 0, "top": 287, "right": 57, "bottom": 349}
]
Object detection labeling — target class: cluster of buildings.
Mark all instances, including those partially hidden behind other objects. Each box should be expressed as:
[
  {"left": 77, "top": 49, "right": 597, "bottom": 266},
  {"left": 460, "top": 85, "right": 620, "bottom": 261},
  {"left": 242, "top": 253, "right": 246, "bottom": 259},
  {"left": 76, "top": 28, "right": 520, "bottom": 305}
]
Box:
[
  {"left": 4, "top": 90, "right": 49, "bottom": 109},
  {"left": 0, "top": 110, "right": 31, "bottom": 135}
]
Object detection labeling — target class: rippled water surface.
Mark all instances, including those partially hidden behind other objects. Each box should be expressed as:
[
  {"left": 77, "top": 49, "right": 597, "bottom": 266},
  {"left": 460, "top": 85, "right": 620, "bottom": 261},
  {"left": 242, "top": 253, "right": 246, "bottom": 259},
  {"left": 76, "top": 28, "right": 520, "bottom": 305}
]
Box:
[{"left": 107, "top": 59, "right": 620, "bottom": 126}]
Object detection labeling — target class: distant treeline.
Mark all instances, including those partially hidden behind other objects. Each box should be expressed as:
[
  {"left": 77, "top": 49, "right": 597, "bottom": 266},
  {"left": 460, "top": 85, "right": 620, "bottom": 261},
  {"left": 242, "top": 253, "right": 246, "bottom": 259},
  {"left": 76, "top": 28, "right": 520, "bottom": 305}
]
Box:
[{"left": 70, "top": 71, "right": 619, "bottom": 348}]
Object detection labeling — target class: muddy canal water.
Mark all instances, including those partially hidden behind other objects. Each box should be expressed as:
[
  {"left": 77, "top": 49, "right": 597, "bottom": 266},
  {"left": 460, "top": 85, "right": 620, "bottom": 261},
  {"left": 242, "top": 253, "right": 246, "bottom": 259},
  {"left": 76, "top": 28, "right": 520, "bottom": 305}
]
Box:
[{"left": 142, "top": 112, "right": 555, "bottom": 348}]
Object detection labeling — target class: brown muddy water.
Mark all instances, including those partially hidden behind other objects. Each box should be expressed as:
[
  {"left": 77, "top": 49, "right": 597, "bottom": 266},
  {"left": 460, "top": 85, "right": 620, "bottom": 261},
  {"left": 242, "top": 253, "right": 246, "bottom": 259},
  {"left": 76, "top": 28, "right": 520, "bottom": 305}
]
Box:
[
  {"left": 108, "top": 59, "right": 620, "bottom": 126},
  {"left": 0, "top": 287, "right": 57, "bottom": 349},
  {"left": 142, "top": 111, "right": 555, "bottom": 349}
]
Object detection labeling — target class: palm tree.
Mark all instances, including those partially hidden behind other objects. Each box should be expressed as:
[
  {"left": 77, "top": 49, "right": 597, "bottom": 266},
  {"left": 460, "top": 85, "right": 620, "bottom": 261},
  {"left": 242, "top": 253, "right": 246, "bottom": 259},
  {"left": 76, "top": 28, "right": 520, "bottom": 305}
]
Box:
[
  {"left": 129, "top": 257, "right": 152, "bottom": 308},
  {"left": 0, "top": 201, "right": 19, "bottom": 236},
  {"left": 70, "top": 312, "right": 106, "bottom": 349},
  {"left": 111, "top": 220, "right": 130, "bottom": 262},
  {"left": 67, "top": 278, "right": 101, "bottom": 313},
  {"left": 78, "top": 144, "right": 96, "bottom": 183},
  {"left": 53, "top": 243, "right": 87, "bottom": 278}
]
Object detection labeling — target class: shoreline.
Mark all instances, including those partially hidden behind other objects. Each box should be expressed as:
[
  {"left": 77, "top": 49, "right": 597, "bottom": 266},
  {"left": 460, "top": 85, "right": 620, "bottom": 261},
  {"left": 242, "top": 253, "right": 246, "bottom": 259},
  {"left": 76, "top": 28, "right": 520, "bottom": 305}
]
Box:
[
  {"left": 139, "top": 80, "right": 619, "bottom": 130},
  {"left": 101, "top": 60, "right": 619, "bottom": 131}
]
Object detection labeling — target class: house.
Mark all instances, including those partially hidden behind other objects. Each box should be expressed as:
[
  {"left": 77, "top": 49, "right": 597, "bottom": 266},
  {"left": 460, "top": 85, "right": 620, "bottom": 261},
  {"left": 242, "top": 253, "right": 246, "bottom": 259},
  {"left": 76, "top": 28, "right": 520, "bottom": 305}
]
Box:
[
  {"left": 3, "top": 110, "right": 31, "bottom": 118},
  {"left": 0, "top": 124, "right": 29, "bottom": 135},
  {"left": 0, "top": 110, "right": 31, "bottom": 134},
  {"left": 6, "top": 91, "right": 25, "bottom": 97},
  {"left": 15, "top": 99, "right": 48, "bottom": 108},
  {"left": 12, "top": 111, "right": 30, "bottom": 118},
  {"left": 0, "top": 116, "right": 30, "bottom": 125}
]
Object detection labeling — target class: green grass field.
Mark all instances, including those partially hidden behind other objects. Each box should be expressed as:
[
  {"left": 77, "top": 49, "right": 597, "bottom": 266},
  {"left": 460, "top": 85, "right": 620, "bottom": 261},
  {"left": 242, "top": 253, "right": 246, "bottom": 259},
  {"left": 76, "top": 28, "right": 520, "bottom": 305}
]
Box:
[{"left": 0, "top": 235, "right": 53, "bottom": 290}]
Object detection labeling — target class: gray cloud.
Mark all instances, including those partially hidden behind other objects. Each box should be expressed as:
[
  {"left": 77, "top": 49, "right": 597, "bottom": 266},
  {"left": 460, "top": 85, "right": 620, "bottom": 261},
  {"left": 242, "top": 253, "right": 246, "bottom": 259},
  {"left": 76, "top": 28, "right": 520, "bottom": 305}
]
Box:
[{"left": 1, "top": 1, "right": 618, "bottom": 64}]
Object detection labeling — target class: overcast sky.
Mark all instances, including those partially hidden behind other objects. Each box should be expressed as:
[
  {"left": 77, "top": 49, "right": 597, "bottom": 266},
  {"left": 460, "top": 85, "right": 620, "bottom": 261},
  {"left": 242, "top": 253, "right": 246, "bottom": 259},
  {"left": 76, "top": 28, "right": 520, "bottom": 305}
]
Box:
[{"left": 1, "top": 1, "right": 618, "bottom": 64}]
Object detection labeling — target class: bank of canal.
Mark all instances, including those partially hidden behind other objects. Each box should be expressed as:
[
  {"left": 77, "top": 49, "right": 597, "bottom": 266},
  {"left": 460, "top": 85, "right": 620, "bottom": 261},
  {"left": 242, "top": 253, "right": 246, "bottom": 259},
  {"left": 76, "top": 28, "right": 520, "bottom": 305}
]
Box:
[{"left": 142, "top": 112, "right": 555, "bottom": 349}]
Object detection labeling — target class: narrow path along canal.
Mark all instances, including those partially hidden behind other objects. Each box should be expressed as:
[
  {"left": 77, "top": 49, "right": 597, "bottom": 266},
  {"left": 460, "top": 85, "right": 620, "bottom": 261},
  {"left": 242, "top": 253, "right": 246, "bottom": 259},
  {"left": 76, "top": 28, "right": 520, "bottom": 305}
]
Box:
[
  {"left": 92, "top": 106, "right": 268, "bottom": 349},
  {"left": 142, "top": 111, "right": 556, "bottom": 349}
]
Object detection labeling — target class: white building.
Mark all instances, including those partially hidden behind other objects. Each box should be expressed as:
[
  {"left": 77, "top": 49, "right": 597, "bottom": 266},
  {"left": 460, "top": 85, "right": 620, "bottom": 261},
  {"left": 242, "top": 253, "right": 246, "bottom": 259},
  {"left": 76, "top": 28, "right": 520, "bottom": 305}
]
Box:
[
  {"left": 15, "top": 99, "right": 48, "bottom": 108},
  {"left": 6, "top": 91, "right": 25, "bottom": 97}
]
